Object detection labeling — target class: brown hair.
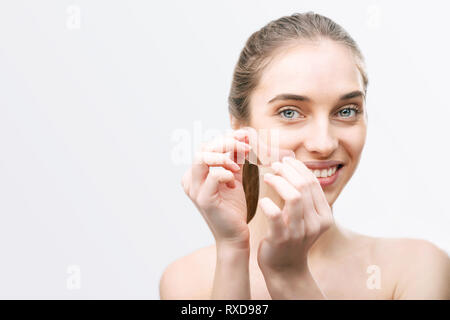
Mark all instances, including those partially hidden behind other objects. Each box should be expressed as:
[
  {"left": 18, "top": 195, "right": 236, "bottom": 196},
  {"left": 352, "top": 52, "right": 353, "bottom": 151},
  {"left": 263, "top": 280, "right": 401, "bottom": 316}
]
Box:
[{"left": 228, "top": 11, "right": 369, "bottom": 223}]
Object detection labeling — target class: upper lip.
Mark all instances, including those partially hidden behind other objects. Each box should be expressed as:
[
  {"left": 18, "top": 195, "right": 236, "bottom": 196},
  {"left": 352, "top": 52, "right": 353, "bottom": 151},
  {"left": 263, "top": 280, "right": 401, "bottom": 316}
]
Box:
[{"left": 302, "top": 160, "right": 344, "bottom": 170}]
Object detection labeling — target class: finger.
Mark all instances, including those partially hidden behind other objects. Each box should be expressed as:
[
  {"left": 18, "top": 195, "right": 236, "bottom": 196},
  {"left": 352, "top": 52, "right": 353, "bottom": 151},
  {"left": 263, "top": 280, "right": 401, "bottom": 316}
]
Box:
[
  {"left": 263, "top": 172, "right": 304, "bottom": 232},
  {"left": 282, "top": 156, "right": 316, "bottom": 183},
  {"left": 198, "top": 169, "right": 236, "bottom": 201},
  {"left": 271, "top": 161, "right": 315, "bottom": 214},
  {"left": 231, "top": 128, "right": 254, "bottom": 166},
  {"left": 280, "top": 157, "right": 325, "bottom": 234},
  {"left": 202, "top": 136, "right": 251, "bottom": 155},
  {"left": 271, "top": 161, "right": 317, "bottom": 236},
  {"left": 229, "top": 145, "right": 251, "bottom": 166},
  {"left": 192, "top": 152, "right": 240, "bottom": 190},
  {"left": 232, "top": 128, "right": 251, "bottom": 143},
  {"left": 181, "top": 168, "right": 192, "bottom": 195},
  {"left": 283, "top": 157, "right": 330, "bottom": 218},
  {"left": 203, "top": 135, "right": 252, "bottom": 166},
  {"left": 309, "top": 180, "right": 333, "bottom": 223},
  {"left": 270, "top": 161, "right": 318, "bottom": 236},
  {"left": 258, "top": 197, "right": 285, "bottom": 240},
  {"left": 194, "top": 152, "right": 240, "bottom": 171},
  {"left": 230, "top": 129, "right": 254, "bottom": 167},
  {"left": 236, "top": 127, "right": 259, "bottom": 165},
  {"left": 240, "top": 126, "right": 295, "bottom": 166}
]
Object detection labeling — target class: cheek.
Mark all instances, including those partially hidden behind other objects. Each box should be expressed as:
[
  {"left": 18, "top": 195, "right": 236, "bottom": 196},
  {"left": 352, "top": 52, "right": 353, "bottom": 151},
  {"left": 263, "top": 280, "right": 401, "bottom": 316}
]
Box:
[
  {"left": 337, "top": 124, "right": 367, "bottom": 159},
  {"left": 275, "top": 130, "right": 303, "bottom": 150},
  {"left": 276, "top": 124, "right": 367, "bottom": 154}
]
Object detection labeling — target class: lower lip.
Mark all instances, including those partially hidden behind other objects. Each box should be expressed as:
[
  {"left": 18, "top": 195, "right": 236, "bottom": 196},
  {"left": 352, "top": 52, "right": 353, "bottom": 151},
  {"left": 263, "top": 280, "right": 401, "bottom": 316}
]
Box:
[{"left": 316, "top": 166, "right": 342, "bottom": 187}]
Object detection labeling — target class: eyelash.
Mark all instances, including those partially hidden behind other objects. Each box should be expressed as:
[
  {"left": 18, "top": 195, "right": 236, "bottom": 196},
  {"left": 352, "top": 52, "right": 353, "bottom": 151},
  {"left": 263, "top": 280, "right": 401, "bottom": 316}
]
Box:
[{"left": 277, "top": 104, "right": 362, "bottom": 121}]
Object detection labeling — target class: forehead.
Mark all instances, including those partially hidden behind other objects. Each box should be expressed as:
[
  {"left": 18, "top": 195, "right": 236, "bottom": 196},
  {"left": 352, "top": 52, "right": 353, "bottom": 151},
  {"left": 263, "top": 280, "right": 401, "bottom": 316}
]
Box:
[{"left": 255, "top": 40, "right": 364, "bottom": 103}]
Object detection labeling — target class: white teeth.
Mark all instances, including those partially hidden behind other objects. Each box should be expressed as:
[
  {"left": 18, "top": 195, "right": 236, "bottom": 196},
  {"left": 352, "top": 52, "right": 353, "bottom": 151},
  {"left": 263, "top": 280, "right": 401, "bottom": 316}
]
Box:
[{"left": 312, "top": 166, "right": 338, "bottom": 178}]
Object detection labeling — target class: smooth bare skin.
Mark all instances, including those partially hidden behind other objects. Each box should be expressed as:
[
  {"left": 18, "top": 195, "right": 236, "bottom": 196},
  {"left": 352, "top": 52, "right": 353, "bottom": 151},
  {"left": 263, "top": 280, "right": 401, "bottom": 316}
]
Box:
[
  {"left": 160, "top": 40, "right": 450, "bottom": 300},
  {"left": 180, "top": 129, "right": 252, "bottom": 299}
]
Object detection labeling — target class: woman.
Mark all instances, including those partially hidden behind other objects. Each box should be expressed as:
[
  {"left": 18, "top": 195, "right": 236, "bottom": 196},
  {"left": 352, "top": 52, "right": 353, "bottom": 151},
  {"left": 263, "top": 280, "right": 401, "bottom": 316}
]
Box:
[{"left": 160, "top": 12, "right": 450, "bottom": 300}]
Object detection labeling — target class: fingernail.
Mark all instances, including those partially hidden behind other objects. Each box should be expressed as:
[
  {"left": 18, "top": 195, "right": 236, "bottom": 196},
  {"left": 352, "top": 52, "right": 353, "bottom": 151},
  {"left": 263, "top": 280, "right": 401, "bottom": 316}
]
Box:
[
  {"left": 271, "top": 161, "right": 282, "bottom": 171},
  {"left": 264, "top": 172, "right": 274, "bottom": 179},
  {"left": 235, "top": 129, "right": 248, "bottom": 138}
]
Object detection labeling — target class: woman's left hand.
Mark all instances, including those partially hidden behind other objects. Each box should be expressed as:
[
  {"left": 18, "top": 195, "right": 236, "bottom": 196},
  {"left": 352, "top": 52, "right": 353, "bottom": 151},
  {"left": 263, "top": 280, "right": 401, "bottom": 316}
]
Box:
[{"left": 257, "top": 156, "right": 334, "bottom": 287}]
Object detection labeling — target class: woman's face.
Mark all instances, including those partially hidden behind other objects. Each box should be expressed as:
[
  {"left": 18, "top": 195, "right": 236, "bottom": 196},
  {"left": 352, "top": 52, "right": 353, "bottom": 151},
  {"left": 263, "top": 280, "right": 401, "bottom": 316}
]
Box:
[{"left": 248, "top": 40, "right": 367, "bottom": 206}]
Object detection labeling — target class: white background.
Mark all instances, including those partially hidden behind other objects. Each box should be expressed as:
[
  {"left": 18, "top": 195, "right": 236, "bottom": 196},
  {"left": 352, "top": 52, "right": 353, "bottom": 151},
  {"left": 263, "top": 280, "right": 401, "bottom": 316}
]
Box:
[{"left": 0, "top": 0, "right": 448, "bottom": 299}]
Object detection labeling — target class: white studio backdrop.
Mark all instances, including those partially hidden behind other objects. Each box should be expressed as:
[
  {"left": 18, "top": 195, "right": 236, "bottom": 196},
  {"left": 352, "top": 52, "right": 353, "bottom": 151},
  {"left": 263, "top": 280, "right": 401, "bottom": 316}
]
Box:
[{"left": 0, "top": 0, "right": 448, "bottom": 299}]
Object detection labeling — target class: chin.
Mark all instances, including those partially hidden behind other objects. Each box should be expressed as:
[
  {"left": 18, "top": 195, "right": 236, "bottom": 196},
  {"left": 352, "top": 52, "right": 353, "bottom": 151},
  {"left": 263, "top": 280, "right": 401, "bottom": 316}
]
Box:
[
  {"left": 328, "top": 193, "right": 340, "bottom": 208},
  {"left": 325, "top": 169, "right": 352, "bottom": 205}
]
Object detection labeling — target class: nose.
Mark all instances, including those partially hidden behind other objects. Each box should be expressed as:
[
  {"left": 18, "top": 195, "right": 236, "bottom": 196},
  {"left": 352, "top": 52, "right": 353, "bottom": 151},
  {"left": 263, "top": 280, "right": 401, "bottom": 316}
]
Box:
[{"left": 303, "top": 117, "right": 338, "bottom": 157}]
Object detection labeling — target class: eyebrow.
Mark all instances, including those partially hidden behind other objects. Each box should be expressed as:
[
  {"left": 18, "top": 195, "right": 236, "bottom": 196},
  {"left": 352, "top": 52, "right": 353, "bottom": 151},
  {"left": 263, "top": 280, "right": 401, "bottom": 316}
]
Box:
[{"left": 268, "top": 90, "right": 365, "bottom": 103}]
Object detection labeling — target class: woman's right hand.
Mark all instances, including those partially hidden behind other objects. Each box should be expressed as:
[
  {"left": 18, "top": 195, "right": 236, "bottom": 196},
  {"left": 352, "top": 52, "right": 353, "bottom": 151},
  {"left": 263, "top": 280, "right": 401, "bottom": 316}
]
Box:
[{"left": 181, "top": 129, "right": 252, "bottom": 249}]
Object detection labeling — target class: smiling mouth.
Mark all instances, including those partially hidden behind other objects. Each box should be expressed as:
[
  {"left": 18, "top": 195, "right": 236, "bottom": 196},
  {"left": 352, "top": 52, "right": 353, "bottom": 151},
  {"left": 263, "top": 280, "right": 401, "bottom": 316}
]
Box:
[{"left": 310, "top": 164, "right": 344, "bottom": 178}]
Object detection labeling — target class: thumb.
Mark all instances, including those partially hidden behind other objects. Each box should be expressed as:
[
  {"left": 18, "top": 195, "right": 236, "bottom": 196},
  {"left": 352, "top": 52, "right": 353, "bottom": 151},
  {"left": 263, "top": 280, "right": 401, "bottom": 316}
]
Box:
[{"left": 258, "top": 197, "right": 285, "bottom": 240}]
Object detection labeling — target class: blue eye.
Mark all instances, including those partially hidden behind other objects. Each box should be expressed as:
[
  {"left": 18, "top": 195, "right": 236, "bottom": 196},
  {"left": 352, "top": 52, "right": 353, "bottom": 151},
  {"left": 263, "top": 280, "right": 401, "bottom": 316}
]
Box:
[
  {"left": 338, "top": 106, "right": 360, "bottom": 118},
  {"left": 279, "top": 108, "right": 300, "bottom": 120}
]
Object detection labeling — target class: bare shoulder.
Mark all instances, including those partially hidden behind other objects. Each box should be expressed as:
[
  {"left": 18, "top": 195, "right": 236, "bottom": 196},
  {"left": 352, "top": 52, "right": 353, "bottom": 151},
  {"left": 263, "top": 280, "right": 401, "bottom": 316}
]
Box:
[
  {"left": 338, "top": 231, "right": 449, "bottom": 299},
  {"left": 372, "top": 237, "right": 450, "bottom": 299},
  {"left": 350, "top": 232, "right": 449, "bottom": 264},
  {"left": 159, "top": 244, "right": 216, "bottom": 300},
  {"left": 373, "top": 237, "right": 449, "bottom": 269}
]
